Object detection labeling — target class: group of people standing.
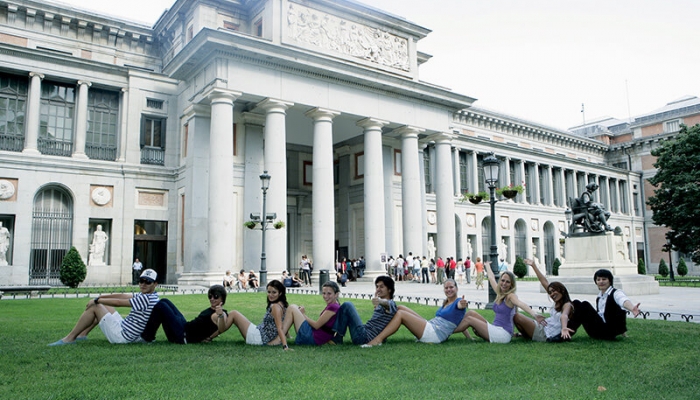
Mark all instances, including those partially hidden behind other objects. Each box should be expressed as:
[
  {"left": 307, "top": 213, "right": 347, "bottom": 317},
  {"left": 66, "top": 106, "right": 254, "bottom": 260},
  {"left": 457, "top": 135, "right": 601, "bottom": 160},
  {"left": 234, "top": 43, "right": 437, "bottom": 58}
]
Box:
[{"left": 49, "top": 258, "right": 640, "bottom": 348}]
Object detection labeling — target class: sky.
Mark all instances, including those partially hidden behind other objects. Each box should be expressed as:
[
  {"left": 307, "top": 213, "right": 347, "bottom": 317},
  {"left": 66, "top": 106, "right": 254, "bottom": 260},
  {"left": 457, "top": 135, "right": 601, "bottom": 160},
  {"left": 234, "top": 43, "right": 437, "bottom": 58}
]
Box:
[{"left": 55, "top": 0, "right": 700, "bottom": 131}]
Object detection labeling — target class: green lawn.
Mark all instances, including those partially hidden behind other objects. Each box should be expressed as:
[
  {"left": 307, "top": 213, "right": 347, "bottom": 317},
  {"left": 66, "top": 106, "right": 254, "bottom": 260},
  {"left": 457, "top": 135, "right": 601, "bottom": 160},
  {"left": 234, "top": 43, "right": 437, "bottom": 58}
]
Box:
[{"left": 1, "top": 293, "right": 698, "bottom": 399}]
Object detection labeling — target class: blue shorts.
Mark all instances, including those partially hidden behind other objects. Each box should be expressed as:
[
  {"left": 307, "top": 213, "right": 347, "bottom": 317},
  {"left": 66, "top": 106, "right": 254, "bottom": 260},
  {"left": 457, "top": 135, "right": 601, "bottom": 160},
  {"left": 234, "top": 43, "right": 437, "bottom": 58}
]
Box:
[{"left": 295, "top": 321, "right": 315, "bottom": 345}]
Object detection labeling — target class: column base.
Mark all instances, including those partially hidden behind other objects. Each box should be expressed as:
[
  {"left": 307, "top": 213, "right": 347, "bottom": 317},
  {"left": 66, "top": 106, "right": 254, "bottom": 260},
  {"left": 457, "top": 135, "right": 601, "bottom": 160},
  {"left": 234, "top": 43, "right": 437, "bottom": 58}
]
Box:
[
  {"left": 178, "top": 272, "right": 225, "bottom": 288},
  {"left": 22, "top": 148, "right": 40, "bottom": 155},
  {"left": 72, "top": 152, "right": 89, "bottom": 159}
]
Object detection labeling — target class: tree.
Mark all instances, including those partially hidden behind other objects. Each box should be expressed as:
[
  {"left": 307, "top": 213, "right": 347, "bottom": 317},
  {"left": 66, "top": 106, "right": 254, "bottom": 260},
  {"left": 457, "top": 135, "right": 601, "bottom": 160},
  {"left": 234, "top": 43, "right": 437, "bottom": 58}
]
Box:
[
  {"left": 513, "top": 256, "right": 527, "bottom": 278},
  {"left": 637, "top": 258, "right": 646, "bottom": 275},
  {"left": 658, "top": 258, "right": 669, "bottom": 278},
  {"left": 677, "top": 258, "right": 688, "bottom": 277},
  {"left": 60, "top": 246, "right": 87, "bottom": 288},
  {"left": 552, "top": 258, "right": 562, "bottom": 276},
  {"left": 647, "top": 124, "right": 700, "bottom": 264}
]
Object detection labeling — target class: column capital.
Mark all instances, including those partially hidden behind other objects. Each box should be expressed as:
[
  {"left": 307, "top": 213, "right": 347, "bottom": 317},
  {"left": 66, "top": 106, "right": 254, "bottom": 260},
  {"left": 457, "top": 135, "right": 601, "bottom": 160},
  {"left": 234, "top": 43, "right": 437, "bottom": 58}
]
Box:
[
  {"left": 256, "top": 98, "right": 294, "bottom": 113},
  {"left": 305, "top": 107, "right": 340, "bottom": 121},
  {"left": 203, "top": 87, "right": 241, "bottom": 104},
  {"left": 426, "top": 131, "right": 455, "bottom": 145},
  {"left": 356, "top": 117, "right": 389, "bottom": 130},
  {"left": 393, "top": 125, "right": 424, "bottom": 138},
  {"left": 182, "top": 104, "right": 211, "bottom": 121},
  {"left": 77, "top": 80, "right": 92, "bottom": 87},
  {"left": 29, "top": 71, "right": 44, "bottom": 79}
]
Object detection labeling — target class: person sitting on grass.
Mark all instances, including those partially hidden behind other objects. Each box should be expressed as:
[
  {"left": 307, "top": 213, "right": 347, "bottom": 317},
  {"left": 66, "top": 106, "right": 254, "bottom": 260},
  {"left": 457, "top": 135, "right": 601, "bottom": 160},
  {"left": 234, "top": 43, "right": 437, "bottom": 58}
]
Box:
[
  {"left": 567, "top": 268, "right": 641, "bottom": 340},
  {"left": 453, "top": 263, "right": 544, "bottom": 343},
  {"left": 49, "top": 269, "right": 160, "bottom": 346},
  {"left": 513, "top": 259, "right": 575, "bottom": 342},
  {"left": 283, "top": 281, "right": 341, "bottom": 346},
  {"left": 140, "top": 285, "right": 232, "bottom": 344},
  {"left": 332, "top": 276, "right": 398, "bottom": 345},
  {"left": 217, "top": 280, "right": 292, "bottom": 350},
  {"left": 361, "top": 279, "right": 469, "bottom": 347}
]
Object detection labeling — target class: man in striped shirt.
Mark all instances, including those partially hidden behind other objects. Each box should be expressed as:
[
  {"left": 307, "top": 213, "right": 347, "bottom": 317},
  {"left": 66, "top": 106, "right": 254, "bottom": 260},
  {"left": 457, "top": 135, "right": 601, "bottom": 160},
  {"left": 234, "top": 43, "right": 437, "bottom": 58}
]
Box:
[
  {"left": 332, "top": 276, "right": 398, "bottom": 345},
  {"left": 49, "top": 269, "right": 160, "bottom": 346}
]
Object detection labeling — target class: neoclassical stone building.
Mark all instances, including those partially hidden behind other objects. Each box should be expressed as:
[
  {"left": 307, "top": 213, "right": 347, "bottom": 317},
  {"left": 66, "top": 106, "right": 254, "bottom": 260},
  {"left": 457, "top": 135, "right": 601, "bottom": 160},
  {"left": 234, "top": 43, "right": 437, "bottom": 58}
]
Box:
[{"left": 0, "top": 0, "right": 673, "bottom": 286}]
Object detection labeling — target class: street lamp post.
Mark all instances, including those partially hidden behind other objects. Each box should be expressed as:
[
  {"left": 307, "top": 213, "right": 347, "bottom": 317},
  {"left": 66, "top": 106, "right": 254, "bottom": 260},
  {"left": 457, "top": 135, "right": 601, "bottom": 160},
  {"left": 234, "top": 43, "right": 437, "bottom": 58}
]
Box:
[
  {"left": 258, "top": 171, "right": 271, "bottom": 288},
  {"left": 483, "top": 153, "right": 500, "bottom": 307}
]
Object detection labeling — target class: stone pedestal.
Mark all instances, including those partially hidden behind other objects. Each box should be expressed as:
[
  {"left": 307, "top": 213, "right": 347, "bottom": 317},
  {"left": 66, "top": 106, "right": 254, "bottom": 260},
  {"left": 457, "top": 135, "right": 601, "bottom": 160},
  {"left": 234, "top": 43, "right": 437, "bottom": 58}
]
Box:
[
  {"left": 0, "top": 265, "right": 28, "bottom": 285},
  {"left": 178, "top": 272, "right": 226, "bottom": 288},
  {"left": 556, "top": 232, "right": 659, "bottom": 295}
]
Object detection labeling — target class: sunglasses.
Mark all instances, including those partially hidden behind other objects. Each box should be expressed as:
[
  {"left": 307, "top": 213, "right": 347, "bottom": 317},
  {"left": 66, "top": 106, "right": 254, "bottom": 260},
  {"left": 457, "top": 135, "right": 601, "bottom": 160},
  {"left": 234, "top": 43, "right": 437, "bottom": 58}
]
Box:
[
  {"left": 139, "top": 279, "right": 154, "bottom": 285},
  {"left": 208, "top": 294, "right": 220, "bottom": 300}
]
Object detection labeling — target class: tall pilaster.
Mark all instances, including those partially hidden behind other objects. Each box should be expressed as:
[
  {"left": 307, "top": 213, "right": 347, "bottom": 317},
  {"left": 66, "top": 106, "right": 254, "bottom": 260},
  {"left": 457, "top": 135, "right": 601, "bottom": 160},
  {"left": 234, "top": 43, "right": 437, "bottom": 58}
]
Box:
[
  {"left": 306, "top": 108, "right": 340, "bottom": 271},
  {"left": 395, "top": 125, "right": 424, "bottom": 256},
  {"left": 258, "top": 98, "right": 293, "bottom": 273},
  {"left": 117, "top": 88, "right": 128, "bottom": 162},
  {"left": 23, "top": 72, "right": 44, "bottom": 154},
  {"left": 207, "top": 89, "right": 241, "bottom": 274},
  {"left": 432, "top": 133, "right": 456, "bottom": 259},
  {"left": 357, "top": 117, "right": 388, "bottom": 276},
  {"left": 73, "top": 80, "right": 91, "bottom": 159}
]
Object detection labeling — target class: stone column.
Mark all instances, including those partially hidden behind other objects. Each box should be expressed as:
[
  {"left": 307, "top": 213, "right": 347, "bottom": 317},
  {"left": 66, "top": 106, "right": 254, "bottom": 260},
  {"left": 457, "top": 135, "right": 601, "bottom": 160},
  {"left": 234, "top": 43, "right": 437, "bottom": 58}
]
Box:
[
  {"left": 533, "top": 163, "right": 541, "bottom": 205},
  {"left": 453, "top": 147, "right": 461, "bottom": 196},
  {"left": 572, "top": 170, "right": 579, "bottom": 198},
  {"left": 518, "top": 160, "right": 526, "bottom": 203},
  {"left": 547, "top": 165, "right": 555, "bottom": 206},
  {"left": 23, "top": 72, "right": 44, "bottom": 154},
  {"left": 258, "top": 98, "right": 293, "bottom": 274},
  {"left": 357, "top": 117, "right": 388, "bottom": 276},
  {"left": 613, "top": 179, "right": 621, "bottom": 213},
  {"left": 395, "top": 125, "right": 424, "bottom": 256},
  {"left": 306, "top": 108, "right": 340, "bottom": 272},
  {"left": 559, "top": 168, "right": 566, "bottom": 208},
  {"left": 470, "top": 151, "right": 479, "bottom": 194},
  {"left": 433, "top": 133, "right": 456, "bottom": 259},
  {"left": 503, "top": 156, "right": 511, "bottom": 188},
  {"left": 207, "top": 89, "right": 241, "bottom": 274},
  {"left": 73, "top": 80, "right": 91, "bottom": 159}
]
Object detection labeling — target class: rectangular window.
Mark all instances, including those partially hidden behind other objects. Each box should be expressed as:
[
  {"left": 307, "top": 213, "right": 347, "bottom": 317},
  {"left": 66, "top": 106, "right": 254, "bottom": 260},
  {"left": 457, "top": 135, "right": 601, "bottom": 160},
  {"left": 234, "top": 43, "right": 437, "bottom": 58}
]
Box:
[
  {"left": 665, "top": 120, "right": 680, "bottom": 133},
  {"left": 232, "top": 123, "right": 237, "bottom": 156},
  {"left": 612, "top": 161, "right": 629, "bottom": 170},
  {"left": 303, "top": 160, "right": 313, "bottom": 186},
  {"left": 0, "top": 73, "right": 28, "bottom": 152},
  {"left": 538, "top": 166, "right": 546, "bottom": 204},
  {"left": 524, "top": 164, "right": 532, "bottom": 203},
  {"left": 477, "top": 154, "right": 485, "bottom": 193},
  {"left": 394, "top": 149, "right": 401, "bottom": 176},
  {"left": 509, "top": 160, "right": 516, "bottom": 188},
  {"left": 255, "top": 19, "right": 263, "bottom": 37},
  {"left": 633, "top": 193, "right": 640, "bottom": 216},
  {"left": 620, "top": 181, "right": 629, "bottom": 214},
  {"left": 39, "top": 81, "right": 75, "bottom": 156},
  {"left": 223, "top": 21, "right": 240, "bottom": 31},
  {"left": 146, "top": 98, "right": 164, "bottom": 110},
  {"left": 86, "top": 88, "right": 119, "bottom": 161},
  {"left": 459, "top": 152, "right": 468, "bottom": 194},
  {"left": 355, "top": 152, "right": 364, "bottom": 179},
  {"left": 423, "top": 148, "right": 432, "bottom": 193},
  {"left": 553, "top": 168, "right": 561, "bottom": 207},
  {"left": 140, "top": 115, "right": 166, "bottom": 165},
  {"left": 182, "top": 123, "right": 188, "bottom": 158},
  {"left": 187, "top": 25, "right": 194, "bottom": 42}
]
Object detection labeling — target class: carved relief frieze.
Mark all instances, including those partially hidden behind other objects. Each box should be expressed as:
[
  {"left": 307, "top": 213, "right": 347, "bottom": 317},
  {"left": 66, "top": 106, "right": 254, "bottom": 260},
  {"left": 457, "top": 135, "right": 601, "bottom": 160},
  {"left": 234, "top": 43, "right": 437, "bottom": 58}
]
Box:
[{"left": 286, "top": 3, "right": 409, "bottom": 72}]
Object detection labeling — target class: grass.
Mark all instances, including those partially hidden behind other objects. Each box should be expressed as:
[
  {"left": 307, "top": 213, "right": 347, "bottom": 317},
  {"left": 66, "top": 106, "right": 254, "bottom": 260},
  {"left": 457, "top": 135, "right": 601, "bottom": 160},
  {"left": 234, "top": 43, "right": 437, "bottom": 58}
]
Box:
[{"left": 1, "top": 292, "right": 698, "bottom": 399}]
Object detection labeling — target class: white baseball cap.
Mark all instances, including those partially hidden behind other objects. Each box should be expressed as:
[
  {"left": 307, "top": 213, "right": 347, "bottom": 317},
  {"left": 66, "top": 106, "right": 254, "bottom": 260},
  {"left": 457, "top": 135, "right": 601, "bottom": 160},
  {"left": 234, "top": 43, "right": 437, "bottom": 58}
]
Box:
[{"left": 140, "top": 269, "right": 158, "bottom": 283}]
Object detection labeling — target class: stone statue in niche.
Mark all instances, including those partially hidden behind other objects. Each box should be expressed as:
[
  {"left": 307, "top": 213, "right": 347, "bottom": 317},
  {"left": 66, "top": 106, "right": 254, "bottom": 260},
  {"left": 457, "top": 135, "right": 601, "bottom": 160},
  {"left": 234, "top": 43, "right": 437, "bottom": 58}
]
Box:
[
  {"left": 427, "top": 237, "right": 436, "bottom": 260},
  {"left": 466, "top": 238, "right": 473, "bottom": 259},
  {"left": 0, "top": 221, "right": 10, "bottom": 266},
  {"left": 88, "top": 225, "right": 109, "bottom": 266},
  {"left": 498, "top": 239, "right": 508, "bottom": 260}
]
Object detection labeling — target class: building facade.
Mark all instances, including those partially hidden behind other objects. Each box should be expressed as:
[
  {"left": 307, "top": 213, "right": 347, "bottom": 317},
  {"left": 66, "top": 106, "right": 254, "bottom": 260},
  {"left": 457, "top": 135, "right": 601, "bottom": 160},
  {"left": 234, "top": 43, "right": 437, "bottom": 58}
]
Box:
[{"left": 0, "top": 0, "right": 665, "bottom": 287}]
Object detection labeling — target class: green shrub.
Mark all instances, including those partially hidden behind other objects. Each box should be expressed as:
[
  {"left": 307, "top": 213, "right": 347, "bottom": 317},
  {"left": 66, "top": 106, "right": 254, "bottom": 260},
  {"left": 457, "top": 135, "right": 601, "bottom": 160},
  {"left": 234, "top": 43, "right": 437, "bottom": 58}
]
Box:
[
  {"left": 677, "top": 258, "right": 688, "bottom": 276},
  {"left": 60, "top": 246, "right": 87, "bottom": 288},
  {"left": 638, "top": 258, "right": 646, "bottom": 275},
  {"left": 552, "top": 258, "right": 561, "bottom": 276},
  {"left": 513, "top": 256, "right": 527, "bottom": 278},
  {"left": 658, "top": 258, "right": 669, "bottom": 277}
]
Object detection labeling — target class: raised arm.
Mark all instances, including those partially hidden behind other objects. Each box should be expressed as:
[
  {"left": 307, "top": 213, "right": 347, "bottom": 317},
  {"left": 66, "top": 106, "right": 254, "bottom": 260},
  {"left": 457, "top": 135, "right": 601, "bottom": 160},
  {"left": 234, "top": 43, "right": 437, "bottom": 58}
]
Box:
[
  {"left": 524, "top": 258, "right": 549, "bottom": 291},
  {"left": 560, "top": 302, "right": 574, "bottom": 339},
  {"left": 484, "top": 261, "right": 498, "bottom": 289},
  {"left": 508, "top": 293, "right": 545, "bottom": 325}
]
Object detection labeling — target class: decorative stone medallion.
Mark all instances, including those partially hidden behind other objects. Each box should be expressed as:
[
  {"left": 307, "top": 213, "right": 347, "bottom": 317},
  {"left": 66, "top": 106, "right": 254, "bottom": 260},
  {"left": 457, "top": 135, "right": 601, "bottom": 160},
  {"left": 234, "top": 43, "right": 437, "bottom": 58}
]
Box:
[
  {"left": 0, "top": 180, "right": 15, "bottom": 200},
  {"left": 91, "top": 186, "right": 111, "bottom": 206}
]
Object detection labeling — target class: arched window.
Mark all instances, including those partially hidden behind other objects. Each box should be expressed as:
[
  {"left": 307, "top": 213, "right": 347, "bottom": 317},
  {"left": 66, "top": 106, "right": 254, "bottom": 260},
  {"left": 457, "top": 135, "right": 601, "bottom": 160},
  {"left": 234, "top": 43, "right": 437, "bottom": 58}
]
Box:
[{"left": 30, "top": 186, "right": 73, "bottom": 285}]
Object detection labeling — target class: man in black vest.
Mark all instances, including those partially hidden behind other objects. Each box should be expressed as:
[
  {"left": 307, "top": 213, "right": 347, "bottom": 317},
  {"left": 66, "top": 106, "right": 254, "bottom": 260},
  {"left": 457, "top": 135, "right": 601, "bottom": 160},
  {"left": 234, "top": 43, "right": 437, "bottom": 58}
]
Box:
[{"left": 568, "top": 269, "right": 641, "bottom": 340}]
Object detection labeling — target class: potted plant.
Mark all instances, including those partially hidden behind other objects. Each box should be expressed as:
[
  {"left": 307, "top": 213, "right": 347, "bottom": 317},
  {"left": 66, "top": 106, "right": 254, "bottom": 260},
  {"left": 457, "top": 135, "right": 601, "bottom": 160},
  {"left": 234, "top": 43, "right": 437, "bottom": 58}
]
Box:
[
  {"left": 273, "top": 221, "right": 286, "bottom": 229},
  {"left": 243, "top": 221, "right": 257, "bottom": 230},
  {"left": 496, "top": 183, "right": 525, "bottom": 199},
  {"left": 462, "top": 191, "right": 489, "bottom": 204}
]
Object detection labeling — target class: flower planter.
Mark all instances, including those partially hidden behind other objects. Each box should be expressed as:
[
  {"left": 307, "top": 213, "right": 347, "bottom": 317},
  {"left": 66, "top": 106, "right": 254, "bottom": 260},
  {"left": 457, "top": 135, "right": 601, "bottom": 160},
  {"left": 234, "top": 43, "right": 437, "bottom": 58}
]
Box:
[
  {"left": 468, "top": 196, "right": 483, "bottom": 204},
  {"left": 501, "top": 189, "right": 519, "bottom": 199}
]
